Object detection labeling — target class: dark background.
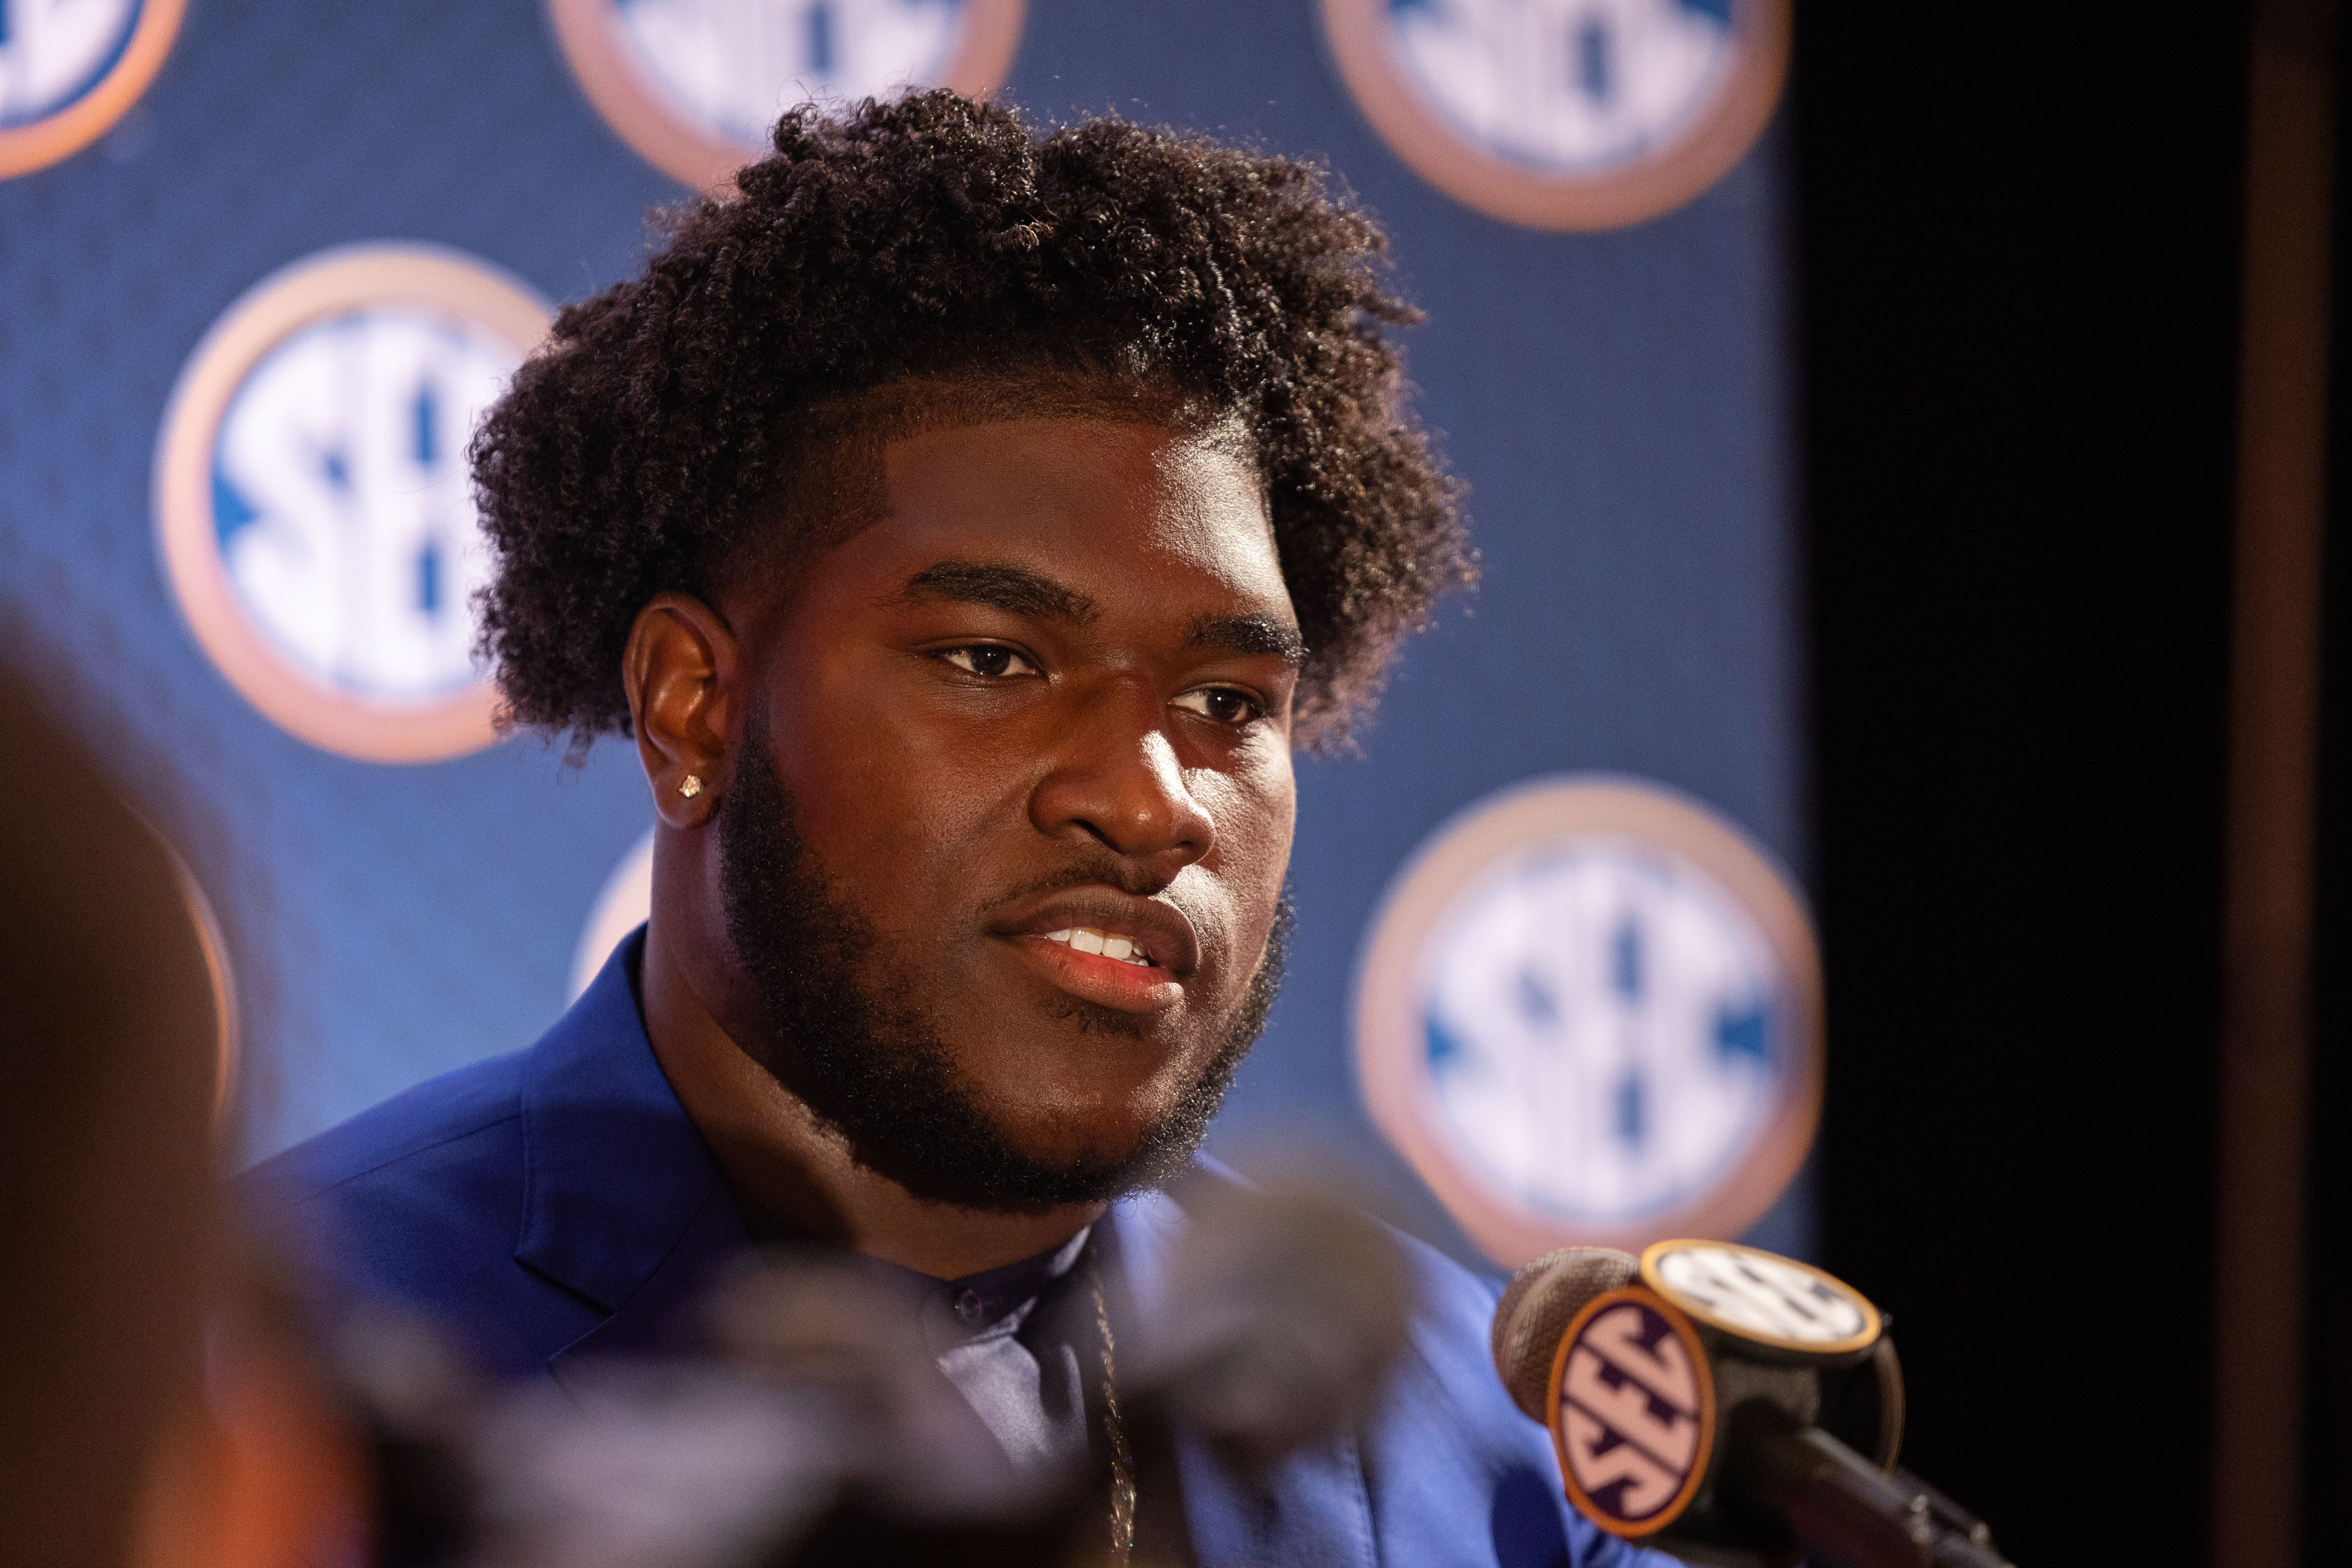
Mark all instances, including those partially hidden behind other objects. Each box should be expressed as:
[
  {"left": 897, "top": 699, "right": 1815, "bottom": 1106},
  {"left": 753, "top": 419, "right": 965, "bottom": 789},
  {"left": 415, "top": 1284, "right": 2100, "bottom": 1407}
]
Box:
[{"left": 1795, "top": 2, "right": 2350, "bottom": 1563}]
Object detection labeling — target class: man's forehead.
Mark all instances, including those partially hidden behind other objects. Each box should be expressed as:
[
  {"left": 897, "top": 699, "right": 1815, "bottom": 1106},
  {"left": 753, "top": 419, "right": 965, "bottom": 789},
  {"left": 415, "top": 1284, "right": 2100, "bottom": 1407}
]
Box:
[
  {"left": 882, "top": 410, "right": 1260, "bottom": 507},
  {"left": 758, "top": 369, "right": 1258, "bottom": 543},
  {"left": 873, "top": 416, "right": 1287, "bottom": 613},
  {"left": 727, "top": 374, "right": 1283, "bottom": 631}
]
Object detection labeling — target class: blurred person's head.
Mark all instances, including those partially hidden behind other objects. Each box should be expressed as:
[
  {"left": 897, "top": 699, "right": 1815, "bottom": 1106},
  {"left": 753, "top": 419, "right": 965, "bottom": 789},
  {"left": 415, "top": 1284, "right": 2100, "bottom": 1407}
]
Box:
[
  {"left": 0, "top": 670, "right": 328, "bottom": 1567},
  {"left": 0, "top": 676, "right": 369, "bottom": 1568},
  {"left": 470, "top": 93, "right": 1469, "bottom": 1217},
  {"left": 129, "top": 1249, "right": 372, "bottom": 1568}
]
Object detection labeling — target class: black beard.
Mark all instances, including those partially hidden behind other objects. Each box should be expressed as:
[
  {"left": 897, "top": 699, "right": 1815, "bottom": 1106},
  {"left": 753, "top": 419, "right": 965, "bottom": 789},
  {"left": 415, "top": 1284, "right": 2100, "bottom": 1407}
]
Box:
[{"left": 716, "top": 711, "right": 1289, "bottom": 1213}]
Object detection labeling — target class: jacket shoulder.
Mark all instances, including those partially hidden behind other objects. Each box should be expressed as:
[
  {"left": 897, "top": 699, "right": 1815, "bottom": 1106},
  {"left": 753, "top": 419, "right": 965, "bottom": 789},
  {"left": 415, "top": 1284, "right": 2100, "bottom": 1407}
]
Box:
[
  {"left": 232, "top": 1051, "right": 598, "bottom": 1379},
  {"left": 241, "top": 1048, "right": 529, "bottom": 1205}
]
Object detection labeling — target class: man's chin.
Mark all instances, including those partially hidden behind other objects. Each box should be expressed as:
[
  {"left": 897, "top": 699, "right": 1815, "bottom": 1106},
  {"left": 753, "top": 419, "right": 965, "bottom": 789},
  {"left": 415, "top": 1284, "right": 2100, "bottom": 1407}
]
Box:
[
  {"left": 888, "top": 1086, "right": 1221, "bottom": 1203},
  {"left": 822, "top": 989, "right": 1264, "bottom": 1211},
  {"left": 853, "top": 1135, "right": 1176, "bottom": 1215}
]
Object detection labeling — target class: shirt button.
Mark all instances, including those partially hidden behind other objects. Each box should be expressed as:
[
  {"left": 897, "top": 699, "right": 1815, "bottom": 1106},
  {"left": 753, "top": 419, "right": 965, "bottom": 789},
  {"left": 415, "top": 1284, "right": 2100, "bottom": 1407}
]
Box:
[{"left": 955, "top": 1289, "right": 984, "bottom": 1325}]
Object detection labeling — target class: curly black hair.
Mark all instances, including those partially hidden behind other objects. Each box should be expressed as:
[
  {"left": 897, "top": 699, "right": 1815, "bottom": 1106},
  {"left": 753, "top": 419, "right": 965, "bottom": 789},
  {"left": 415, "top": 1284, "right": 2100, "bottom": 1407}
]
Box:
[{"left": 471, "top": 91, "right": 1470, "bottom": 753}]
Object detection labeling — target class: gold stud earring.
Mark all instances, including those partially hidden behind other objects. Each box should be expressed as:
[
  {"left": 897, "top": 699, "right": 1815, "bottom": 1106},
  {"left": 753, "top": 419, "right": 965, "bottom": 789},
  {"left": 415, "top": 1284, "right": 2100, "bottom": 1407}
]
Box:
[{"left": 678, "top": 774, "right": 704, "bottom": 799}]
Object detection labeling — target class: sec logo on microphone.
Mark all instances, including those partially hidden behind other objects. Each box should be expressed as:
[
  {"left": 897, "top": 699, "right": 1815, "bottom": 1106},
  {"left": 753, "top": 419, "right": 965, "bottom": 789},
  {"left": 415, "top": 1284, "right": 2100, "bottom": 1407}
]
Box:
[
  {"left": 154, "top": 244, "right": 552, "bottom": 762},
  {"left": 1354, "top": 775, "right": 1821, "bottom": 1265},
  {"left": 1549, "top": 1285, "right": 1713, "bottom": 1536},
  {"left": 0, "top": 0, "right": 185, "bottom": 179},
  {"left": 1643, "top": 1238, "right": 1881, "bottom": 1356},
  {"left": 549, "top": 0, "right": 1026, "bottom": 189},
  {"left": 1320, "top": 0, "right": 1790, "bottom": 230}
]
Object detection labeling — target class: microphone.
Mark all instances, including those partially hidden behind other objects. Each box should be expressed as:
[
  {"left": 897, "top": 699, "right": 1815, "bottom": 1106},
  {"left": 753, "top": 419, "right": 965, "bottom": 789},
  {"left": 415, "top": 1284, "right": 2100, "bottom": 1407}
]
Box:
[
  {"left": 1492, "top": 1240, "right": 2014, "bottom": 1568},
  {"left": 1130, "top": 1180, "right": 1416, "bottom": 1468},
  {"left": 345, "top": 1190, "right": 1418, "bottom": 1568}
]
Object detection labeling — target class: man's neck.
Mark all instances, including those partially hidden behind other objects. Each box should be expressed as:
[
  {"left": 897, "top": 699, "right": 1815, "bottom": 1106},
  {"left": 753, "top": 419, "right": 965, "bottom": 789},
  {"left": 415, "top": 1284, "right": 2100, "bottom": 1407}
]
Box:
[{"left": 637, "top": 918, "right": 1106, "bottom": 1281}]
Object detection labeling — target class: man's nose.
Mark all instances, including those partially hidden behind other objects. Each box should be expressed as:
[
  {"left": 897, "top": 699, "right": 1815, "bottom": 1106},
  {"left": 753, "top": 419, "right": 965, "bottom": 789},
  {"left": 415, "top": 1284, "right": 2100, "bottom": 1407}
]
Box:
[{"left": 1029, "top": 682, "right": 1216, "bottom": 872}]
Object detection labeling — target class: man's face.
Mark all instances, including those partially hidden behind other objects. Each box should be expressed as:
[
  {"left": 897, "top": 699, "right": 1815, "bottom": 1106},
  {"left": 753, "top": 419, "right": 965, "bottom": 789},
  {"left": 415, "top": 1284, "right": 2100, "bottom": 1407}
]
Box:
[{"left": 715, "top": 414, "right": 1301, "bottom": 1206}]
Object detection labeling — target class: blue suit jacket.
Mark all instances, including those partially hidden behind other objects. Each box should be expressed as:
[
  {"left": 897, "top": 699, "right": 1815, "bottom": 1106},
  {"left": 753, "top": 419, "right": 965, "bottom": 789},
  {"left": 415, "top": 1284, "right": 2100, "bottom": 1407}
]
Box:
[{"left": 248, "top": 933, "right": 1672, "bottom": 1568}]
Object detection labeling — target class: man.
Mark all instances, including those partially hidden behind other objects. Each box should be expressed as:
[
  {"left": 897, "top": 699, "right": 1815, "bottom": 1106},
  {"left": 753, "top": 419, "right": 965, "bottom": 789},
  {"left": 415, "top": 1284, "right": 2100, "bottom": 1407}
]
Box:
[{"left": 254, "top": 93, "right": 1662, "bottom": 1567}]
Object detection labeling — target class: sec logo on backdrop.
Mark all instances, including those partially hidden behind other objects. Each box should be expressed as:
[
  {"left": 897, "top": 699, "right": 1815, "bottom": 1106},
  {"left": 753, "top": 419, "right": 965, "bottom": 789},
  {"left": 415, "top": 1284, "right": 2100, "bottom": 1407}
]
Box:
[
  {"left": 1354, "top": 776, "right": 1820, "bottom": 1265},
  {"left": 1321, "top": 0, "right": 1790, "bottom": 230},
  {"left": 154, "top": 244, "right": 552, "bottom": 762},
  {"left": 550, "top": 0, "right": 1025, "bottom": 189},
  {"left": 0, "top": 0, "right": 185, "bottom": 179}
]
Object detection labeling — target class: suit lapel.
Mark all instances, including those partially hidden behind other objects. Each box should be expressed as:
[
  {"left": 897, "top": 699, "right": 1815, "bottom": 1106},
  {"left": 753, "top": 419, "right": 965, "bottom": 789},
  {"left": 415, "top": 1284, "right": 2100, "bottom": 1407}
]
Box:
[{"left": 545, "top": 1179, "right": 751, "bottom": 1386}]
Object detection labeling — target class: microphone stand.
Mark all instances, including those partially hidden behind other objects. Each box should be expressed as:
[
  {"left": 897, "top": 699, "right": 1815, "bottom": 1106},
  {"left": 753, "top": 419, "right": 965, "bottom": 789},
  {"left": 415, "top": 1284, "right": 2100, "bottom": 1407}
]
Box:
[{"left": 1724, "top": 1405, "right": 2015, "bottom": 1568}]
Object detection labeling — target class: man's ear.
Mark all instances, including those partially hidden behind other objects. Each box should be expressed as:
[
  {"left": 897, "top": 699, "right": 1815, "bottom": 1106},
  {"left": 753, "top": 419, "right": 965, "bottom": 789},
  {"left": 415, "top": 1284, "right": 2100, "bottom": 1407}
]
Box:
[{"left": 624, "top": 593, "right": 739, "bottom": 828}]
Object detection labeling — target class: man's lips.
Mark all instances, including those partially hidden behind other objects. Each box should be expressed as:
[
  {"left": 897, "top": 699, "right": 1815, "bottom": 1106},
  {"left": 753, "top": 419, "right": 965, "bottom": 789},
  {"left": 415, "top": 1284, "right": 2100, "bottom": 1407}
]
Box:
[
  {"left": 989, "top": 887, "right": 1204, "bottom": 1012},
  {"left": 993, "top": 887, "right": 1203, "bottom": 975}
]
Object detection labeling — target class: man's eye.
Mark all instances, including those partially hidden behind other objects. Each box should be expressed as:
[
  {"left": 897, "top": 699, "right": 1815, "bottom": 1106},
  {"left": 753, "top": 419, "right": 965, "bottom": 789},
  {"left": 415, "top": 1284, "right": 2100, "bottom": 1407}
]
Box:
[
  {"left": 940, "top": 645, "right": 1038, "bottom": 679},
  {"left": 1172, "top": 687, "right": 1265, "bottom": 726}
]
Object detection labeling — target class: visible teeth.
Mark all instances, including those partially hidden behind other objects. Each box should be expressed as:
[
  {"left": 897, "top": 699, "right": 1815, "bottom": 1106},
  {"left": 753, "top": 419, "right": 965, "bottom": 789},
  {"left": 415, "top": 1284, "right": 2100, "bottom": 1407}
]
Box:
[{"left": 1040, "top": 927, "right": 1152, "bottom": 966}]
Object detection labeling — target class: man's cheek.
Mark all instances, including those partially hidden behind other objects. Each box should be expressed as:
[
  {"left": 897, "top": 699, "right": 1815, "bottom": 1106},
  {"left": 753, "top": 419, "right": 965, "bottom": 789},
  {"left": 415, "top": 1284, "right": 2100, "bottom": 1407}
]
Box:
[{"left": 782, "top": 762, "right": 988, "bottom": 903}]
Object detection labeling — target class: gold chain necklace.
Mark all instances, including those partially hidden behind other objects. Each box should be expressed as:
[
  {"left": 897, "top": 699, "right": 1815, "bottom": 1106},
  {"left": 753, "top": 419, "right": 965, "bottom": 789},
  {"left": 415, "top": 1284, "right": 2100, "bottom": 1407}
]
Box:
[{"left": 1089, "top": 1259, "right": 1136, "bottom": 1564}]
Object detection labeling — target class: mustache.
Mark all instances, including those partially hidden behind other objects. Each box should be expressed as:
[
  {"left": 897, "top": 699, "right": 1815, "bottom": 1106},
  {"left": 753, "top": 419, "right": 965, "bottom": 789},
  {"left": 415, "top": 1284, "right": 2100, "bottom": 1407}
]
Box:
[{"left": 974, "top": 853, "right": 1184, "bottom": 911}]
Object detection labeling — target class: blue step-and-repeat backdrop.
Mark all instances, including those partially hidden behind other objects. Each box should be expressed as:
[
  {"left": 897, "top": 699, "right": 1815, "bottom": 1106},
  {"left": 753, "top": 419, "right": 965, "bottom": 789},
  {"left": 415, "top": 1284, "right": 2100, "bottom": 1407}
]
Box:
[{"left": 0, "top": 0, "right": 1812, "bottom": 1272}]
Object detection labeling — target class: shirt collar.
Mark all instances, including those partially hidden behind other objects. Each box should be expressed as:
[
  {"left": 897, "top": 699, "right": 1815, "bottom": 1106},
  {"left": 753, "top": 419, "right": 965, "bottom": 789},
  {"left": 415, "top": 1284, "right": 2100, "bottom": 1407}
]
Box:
[
  {"left": 933, "top": 1225, "right": 1094, "bottom": 1335},
  {"left": 514, "top": 927, "right": 733, "bottom": 1313}
]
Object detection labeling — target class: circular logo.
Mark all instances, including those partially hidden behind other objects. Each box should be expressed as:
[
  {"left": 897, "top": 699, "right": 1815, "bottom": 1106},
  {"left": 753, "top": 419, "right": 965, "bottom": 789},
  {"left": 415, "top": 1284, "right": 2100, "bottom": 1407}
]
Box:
[
  {"left": 154, "top": 244, "right": 551, "bottom": 762},
  {"left": 1641, "top": 1239, "right": 1881, "bottom": 1356},
  {"left": 1355, "top": 775, "right": 1821, "bottom": 1265},
  {"left": 1548, "top": 1285, "right": 1713, "bottom": 1536},
  {"left": 549, "top": 0, "right": 1027, "bottom": 189},
  {"left": 1320, "top": 0, "right": 1790, "bottom": 230},
  {"left": 0, "top": 0, "right": 184, "bottom": 180},
  {"left": 572, "top": 828, "right": 653, "bottom": 1000}
]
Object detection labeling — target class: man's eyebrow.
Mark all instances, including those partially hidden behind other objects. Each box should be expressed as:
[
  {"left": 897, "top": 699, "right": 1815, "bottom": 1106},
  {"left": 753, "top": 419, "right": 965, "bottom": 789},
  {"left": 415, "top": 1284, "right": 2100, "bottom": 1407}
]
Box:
[
  {"left": 898, "top": 561, "right": 1100, "bottom": 623},
  {"left": 1188, "top": 613, "right": 1307, "bottom": 667}
]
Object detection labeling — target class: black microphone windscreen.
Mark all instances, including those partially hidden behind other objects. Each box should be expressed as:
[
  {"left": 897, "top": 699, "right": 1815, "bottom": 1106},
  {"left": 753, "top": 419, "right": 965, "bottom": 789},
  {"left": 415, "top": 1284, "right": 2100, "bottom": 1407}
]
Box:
[
  {"left": 1491, "top": 1247, "right": 1640, "bottom": 1422},
  {"left": 1143, "top": 1183, "right": 1414, "bottom": 1467}
]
